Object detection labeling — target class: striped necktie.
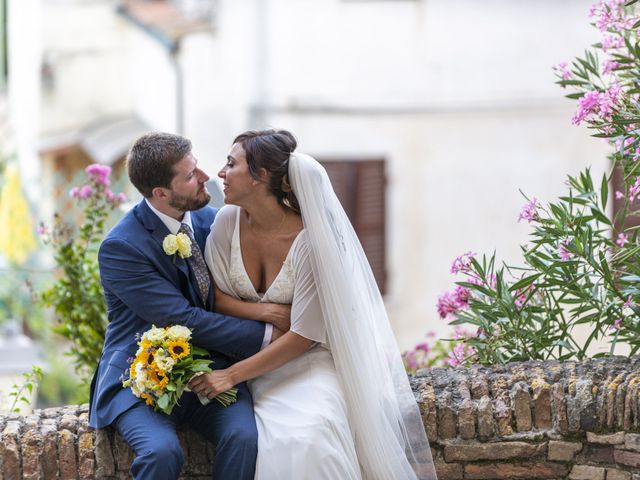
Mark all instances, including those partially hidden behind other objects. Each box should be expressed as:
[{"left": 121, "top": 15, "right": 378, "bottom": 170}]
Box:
[{"left": 179, "top": 223, "right": 211, "bottom": 304}]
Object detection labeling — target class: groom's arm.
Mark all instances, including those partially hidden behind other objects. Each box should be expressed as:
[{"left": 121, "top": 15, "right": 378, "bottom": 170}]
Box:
[{"left": 99, "top": 236, "right": 265, "bottom": 360}]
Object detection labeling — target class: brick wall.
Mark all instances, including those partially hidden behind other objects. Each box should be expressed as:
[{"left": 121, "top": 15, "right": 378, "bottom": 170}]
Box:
[{"left": 1, "top": 356, "right": 639, "bottom": 479}]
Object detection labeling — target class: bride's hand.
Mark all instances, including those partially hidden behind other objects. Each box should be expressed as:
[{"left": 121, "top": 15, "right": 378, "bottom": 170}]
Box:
[
  {"left": 188, "top": 370, "right": 236, "bottom": 400},
  {"left": 260, "top": 303, "right": 291, "bottom": 332}
]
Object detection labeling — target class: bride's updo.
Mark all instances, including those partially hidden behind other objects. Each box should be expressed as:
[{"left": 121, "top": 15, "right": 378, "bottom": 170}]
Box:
[{"left": 232, "top": 129, "right": 301, "bottom": 214}]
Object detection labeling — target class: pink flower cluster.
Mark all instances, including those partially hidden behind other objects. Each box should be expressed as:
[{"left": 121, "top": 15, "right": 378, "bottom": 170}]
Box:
[
  {"left": 609, "top": 317, "right": 623, "bottom": 332},
  {"left": 518, "top": 197, "right": 540, "bottom": 223},
  {"left": 629, "top": 176, "right": 640, "bottom": 201},
  {"left": 590, "top": 0, "right": 634, "bottom": 32},
  {"left": 69, "top": 163, "right": 126, "bottom": 207},
  {"left": 558, "top": 238, "right": 573, "bottom": 261},
  {"left": 447, "top": 343, "right": 477, "bottom": 368},
  {"left": 402, "top": 339, "right": 431, "bottom": 372},
  {"left": 437, "top": 286, "right": 471, "bottom": 319},
  {"left": 572, "top": 82, "right": 622, "bottom": 125},
  {"left": 616, "top": 232, "right": 627, "bottom": 247},
  {"left": 601, "top": 34, "right": 625, "bottom": 52},
  {"left": 602, "top": 59, "right": 621, "bottom": 75},
  {"left": 554, "top": 62, "right": 572, "bottom": 81},
  {"left": 451, "top": 251, "right": 476, "bottom": 274}
]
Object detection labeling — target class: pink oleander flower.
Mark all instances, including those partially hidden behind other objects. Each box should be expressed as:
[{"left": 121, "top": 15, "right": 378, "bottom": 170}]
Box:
[
  {"left": 518, "top": 197, "right": 540, "bottom": 223},
  {"left": 85, "top": 164, "right": 112, "bottom": 186},
  {"left": 427, "top": 330, "right": 437, "bottom": 338},
  {"left": 415, "top": 342, "right": 430, "bottom": 353},
  {"left": 629, "top": 176, "right": 640, "bottom": 201},
  {"left": 454, "top": 285, "right": 471, "bottom": 305},
  {"left": 447, "top": 343, "right": 477, "bottom": 368},
  {"left": 437, "top": 291, "right": 461, "bottom": 319},
  {"left": 469, "top": 272, "right": 498, "bottom": 289},
  {"left": 601, "top": 34, "right": 625, "bottom": 52},
  {"left": 572, "top": 90, "right": 602, "bottom": 125},
  {"left": 602, "top": 59, "right": 620, "bottom": 74},
  {"left": 572, "top": 82, "right": 622, "bottom": 125},
  {"left": 451, "top": 251, "right": 476, "bottom": 274},
  {"left": 453, "top": 325, "right": 474, "bottom": 340},
  {"left": 69, "top": 186, "right": 80, "bottom": 198},
  {"left": 615, "top": 190, "right": 625, "bottom": 200},
  {"left": 558, "top": 239, "right": 573, "bottom": 261},
  {"left": 554, "top": 62, "right": 572, "bottom": 81},
  {"left": 78, "top": 185, "right": 93, "bottom": 199},
  {"left": 616, "top": 233, "right": 627, "bottom": 247},
  {"left": 609, "top": 317, "right": 623, "bottom": 332}
]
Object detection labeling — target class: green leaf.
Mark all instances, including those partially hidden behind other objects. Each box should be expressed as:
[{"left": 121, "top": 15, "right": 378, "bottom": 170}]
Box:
[
  {"left": 601, "top": 173, "right": 608, "bottom": 211},
  {"left": 157, "top": 394, "right": 170, "bottom": 410}
]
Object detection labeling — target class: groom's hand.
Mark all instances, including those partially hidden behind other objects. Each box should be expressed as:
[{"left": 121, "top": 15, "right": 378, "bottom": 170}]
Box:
[{"left": 259, "top": 303, "right": 291, "bottom": 332}]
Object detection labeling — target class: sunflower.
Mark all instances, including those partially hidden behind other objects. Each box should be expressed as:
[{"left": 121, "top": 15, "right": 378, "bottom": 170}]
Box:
[
  {"left": 141, "top": 392, "right": 155, "bottom": 406},
  {"left": 149, "top": 368, "right": 169, "bottom": 390},
  {"left": 167, "top": 339, "right": 190, "bottom": 359},
  {"left": 129, "top": 360, "right": 138, "bottom": 379},
  {"left": 137, "top": 348, "right": 156, "bottom": 366}
]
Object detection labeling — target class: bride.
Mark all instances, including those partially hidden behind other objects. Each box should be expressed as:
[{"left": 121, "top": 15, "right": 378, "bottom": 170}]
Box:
[{"left": 192, "top": 129, "right": 436, "bottom": 479}]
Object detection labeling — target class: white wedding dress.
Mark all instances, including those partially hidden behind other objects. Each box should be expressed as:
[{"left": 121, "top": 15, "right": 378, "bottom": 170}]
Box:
[{"left": 205, "top": 205, "right": 362, "bottom": 479}]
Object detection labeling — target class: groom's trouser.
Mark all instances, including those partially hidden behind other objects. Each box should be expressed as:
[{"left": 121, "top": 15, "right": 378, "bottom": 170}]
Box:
[{"left": 114, "top": 384, "right": 258, "bottom": 480}]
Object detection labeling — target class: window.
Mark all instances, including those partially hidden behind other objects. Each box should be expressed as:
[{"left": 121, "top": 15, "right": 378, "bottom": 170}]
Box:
[{"left": 319, "top": 159, "right": 387, "bottom": 293}]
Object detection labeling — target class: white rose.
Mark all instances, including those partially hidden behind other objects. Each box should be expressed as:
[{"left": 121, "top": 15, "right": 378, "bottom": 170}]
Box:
[{"left": 166, "top": 325, "right": 192, "bottom": 341}]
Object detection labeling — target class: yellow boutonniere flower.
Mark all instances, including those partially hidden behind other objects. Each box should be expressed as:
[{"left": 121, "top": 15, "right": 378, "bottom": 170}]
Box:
[{"left": 163, "top": 233, "right": 192, "bottom": 259}]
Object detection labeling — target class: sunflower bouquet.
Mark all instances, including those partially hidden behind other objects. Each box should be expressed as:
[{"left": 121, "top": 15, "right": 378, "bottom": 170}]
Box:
[{"left": 122, "top": 325, "right": 237, "bottom": 415}]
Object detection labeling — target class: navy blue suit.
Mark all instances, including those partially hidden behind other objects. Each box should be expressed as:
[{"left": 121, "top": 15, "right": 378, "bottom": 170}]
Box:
[{"left": 89, "top": 200, "right": 265, "bottom": 479}]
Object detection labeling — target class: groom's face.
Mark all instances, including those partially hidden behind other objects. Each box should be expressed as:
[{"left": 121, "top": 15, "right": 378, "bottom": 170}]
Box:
[{"left": 167, "top": 153, "right": 211, "bottom": 211}]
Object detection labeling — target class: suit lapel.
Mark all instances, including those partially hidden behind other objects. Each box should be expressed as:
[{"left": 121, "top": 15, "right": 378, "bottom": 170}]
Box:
[{"left": 134, "top": 201, "right": 194, "bottom": 290}]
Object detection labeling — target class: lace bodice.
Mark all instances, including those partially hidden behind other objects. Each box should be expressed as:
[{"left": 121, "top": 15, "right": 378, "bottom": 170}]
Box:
[{"left": 228, "top": 208, "right": 301, "bottom": 305}]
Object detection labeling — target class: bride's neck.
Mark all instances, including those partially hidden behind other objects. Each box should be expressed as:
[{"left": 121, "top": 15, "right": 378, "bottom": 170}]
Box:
[{"left": 243, "top": 196, "right": 289, "bottom": 233}]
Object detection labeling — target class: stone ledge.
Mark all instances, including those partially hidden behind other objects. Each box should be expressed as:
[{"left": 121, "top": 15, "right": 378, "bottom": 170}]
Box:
[{"left": 1, "top": 356, "right": 639, "bottom": 479}]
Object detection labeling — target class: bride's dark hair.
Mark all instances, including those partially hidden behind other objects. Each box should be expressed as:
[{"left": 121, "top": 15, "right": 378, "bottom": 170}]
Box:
[{"left": 232, "top": 129, "right": 301, "bottom": 214}]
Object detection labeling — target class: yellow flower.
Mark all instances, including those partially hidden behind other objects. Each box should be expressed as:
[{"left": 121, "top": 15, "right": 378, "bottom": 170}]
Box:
[
  {"left": 163, "top": 233, "right": 191, "bottom": 258},
  {"left": 141, "top": 392, "right": 155, "bottom": 406},
  {"left": 176, "top": 232, "right": 192, "bottom": 258},
  {"left": 137, "top": 348, "right": 156, "bottom": 366},
  {"left": 129, "top": 360, "right": 138, "bottom": 379},
  {"left": 167, "top": 339, "right": 190, "bottom": 359},
  {"left": 163, "top": 234, "right": 178, "bottom": 255},
  {"left": 149, "top": 368, "right": 169, "bottom": 390}
]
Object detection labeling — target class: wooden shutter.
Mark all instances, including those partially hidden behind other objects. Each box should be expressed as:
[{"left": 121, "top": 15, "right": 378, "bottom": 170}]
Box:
[{"left": 319, "top": 159, "right": 387, "bottom": 293}]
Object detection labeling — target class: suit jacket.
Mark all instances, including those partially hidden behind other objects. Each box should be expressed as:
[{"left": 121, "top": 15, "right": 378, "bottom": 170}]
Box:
[{"left": 88, "top": 200, "right": 265, "bottom": 429}]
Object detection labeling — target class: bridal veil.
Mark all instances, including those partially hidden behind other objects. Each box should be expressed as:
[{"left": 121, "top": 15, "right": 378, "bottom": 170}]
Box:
[{"left": 288, "top": 152, "right": 437, "bottom": 480}]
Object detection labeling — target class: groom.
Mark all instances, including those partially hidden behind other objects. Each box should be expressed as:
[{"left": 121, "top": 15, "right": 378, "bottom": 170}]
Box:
[{"left": 89, "top": 132, "right": 283, "bottom": 479}]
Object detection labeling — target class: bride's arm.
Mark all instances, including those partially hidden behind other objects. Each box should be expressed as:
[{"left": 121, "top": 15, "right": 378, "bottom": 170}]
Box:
[
  {"left": 214, "top": 287, "right": 291, "bottom": 332},
  {"left": 189, "top": 332, "right": 313, "bottom": 398}
]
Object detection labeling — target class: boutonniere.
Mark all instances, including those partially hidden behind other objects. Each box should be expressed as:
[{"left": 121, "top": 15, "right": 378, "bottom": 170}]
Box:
[{"left": 163, "top": 233, "right": 192, "bottom": 261}]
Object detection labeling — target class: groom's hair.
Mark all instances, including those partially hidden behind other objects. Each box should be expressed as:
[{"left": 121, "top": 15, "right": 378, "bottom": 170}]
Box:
[
  {"left": 127, "top": 132, "right": 192, "bottom": 197},
  {"left": 233, "top": 129, "right": 300, "bottom": 213}
]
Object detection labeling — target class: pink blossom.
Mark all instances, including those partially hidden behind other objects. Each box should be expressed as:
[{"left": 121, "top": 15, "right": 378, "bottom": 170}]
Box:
[
  {"left": 602, "top": 59, "right": 620, "bottom": 74},
  {"left": 558, "top": 239, "right": 573, "bottom": 261},
  {"left": 447, "top": 343, "right": 477, "bottom": 368},
  {"left": 572, "top": 83, "right": 622, "bottom": 125},
  {"left": 37, "top": 223, "right": 46, "bottom": 236},
  {"left": 572, "top": 90, "right": 602, "bottom": 125},
  {"left": 426, "top": 331, "right": 437, "bottom": 338},
  {"left": 85, "top": 163, "right": 112, "bottom": 187},
  {"left": 453, "top": 325, "right": 474, "bottom": 340},
  {"left": 78, "top": 185, "right": 93, "bottom": 199},
  {"left": 518, "top": 197, "right": 540, "bottom": 223},
  {"left": 616, "top": 233, "right": 627, "bottom": 247},
  {"left": 415, "top": 342, "right": 430, "bottom": 353},
  {"left": 554, "top": 62, "right": 572, "bottom": 81},
  {"left": 601, "top": 34, "right": 624, "bottom": 52},
  {"left": 514, "top": 285, "right": 535, "bottom": 309},
  {"left": 615, "top": 190, "right": 625, "bottom": 200},
  {"left": 451, "top": 251, "right": 476, "bottom": 274},
  {"left": 454, "top": 285, "right": 471, "bottom": 305},
  {"left": 469, "top": 272, "right": 497, "bottom": 289},
  {"left": 609, "top": 317, "right": 623, "bottom": 332},
  {"left": 629, "top": 176, "right": 640, "bottom": 201},
  {"left": 437, "top": 291, "right": 461, "bottom": 319},
  {"left": 69, "top": 186, "right": 80, "bottom": 198}
]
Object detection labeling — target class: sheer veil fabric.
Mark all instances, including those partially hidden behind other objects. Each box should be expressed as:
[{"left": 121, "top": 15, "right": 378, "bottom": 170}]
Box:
[{"left": 288, "top": 153, "right": 436, "bottom": 480}]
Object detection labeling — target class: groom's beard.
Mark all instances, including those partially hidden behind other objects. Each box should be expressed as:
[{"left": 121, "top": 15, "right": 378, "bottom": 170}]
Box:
[{"left": 168, "top": 188, "right": 211, "bottom": 212}]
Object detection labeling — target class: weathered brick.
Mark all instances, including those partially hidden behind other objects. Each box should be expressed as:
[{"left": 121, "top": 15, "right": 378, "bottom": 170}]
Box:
[
  {"left": 607, "top": 469, "right": 632, "bottom": 480},
  {"left": 470, "top": 372, "right": 489, "bottom": 399},
  {"left": 78, "top": 431, "right": 95, "bottom": 479},
  {"left": 493, "top": 397, "right": 512, "bottom": 436},
  {"left": 58, "top": 429, "right": 77, "bottom": 480},
  {"left": 625, "top": 433, "right": 640, "bottom": 452},
  {"left": 464, "top": 462, "right": 568, "bottom": 479},
  {"left": 458, "top": 399, "right": 475, "bottom": 440},
  {"left": 435, "top": 461, "right": 463, "bottom": 480},
  {"left": 512, "top": 382, "right": 532, "bottom": 432},
  {"left": 444, "top": 441, "right": 545, "bottom": 462},
  {"left": 2, "top": 421, "right": 22, "bottom": 480},
  {"left": 583, "top": 444, "right": 614, "bottom": 463},
  {"left": 587, "top": 431, "right": 625, "bottom": 445},
  {"left": 438, "top": 391, "right": 457, "bottom": 440},
  {"left": 614, "top": 449, "right": 640, "bottom": 468},
  {"left": 94, "top": 429, "right": 115, "bottom": 478},
  {"left": 553, "top": 382, "right": 569, "bottom": 434},
  {"left": 476, "top": 396, "right": 494, "bottom": 439},
  {"left": 548, "top": 440, "right": 582, "bottom": 461},
  {"left": 418, "top": 383, "right": 438, "bottom": 442},
  {"left": 21, "top": 429, "right": 43, "bottom": 480},
  {"left": 569, "top": 465, "right": 605, "bottom": 480},
  {"left": 532, "top": 379, "right": 552, "bottom": 430},
  {"left": 40, "top": 425, "right": 58, "bottom": 480}
]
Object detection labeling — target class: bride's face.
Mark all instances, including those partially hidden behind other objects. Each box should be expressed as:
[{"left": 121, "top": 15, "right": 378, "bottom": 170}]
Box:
[{"left": 218, "top": 143, "right": 259, "bottom": 205}]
